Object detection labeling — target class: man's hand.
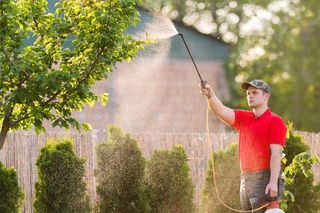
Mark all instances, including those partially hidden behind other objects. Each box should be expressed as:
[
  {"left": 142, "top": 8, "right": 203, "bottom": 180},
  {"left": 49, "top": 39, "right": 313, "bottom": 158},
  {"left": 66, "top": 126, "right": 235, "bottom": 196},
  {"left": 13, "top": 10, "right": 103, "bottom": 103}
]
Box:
[
  {"left": 265, "top": 182, "right": 278, "bottom": 198},
  {"left": 199, "top": 84, "right": 213, "bottom": 99},
  {"left": 199, "top": 83, "right": 235, "bottom": 126}
]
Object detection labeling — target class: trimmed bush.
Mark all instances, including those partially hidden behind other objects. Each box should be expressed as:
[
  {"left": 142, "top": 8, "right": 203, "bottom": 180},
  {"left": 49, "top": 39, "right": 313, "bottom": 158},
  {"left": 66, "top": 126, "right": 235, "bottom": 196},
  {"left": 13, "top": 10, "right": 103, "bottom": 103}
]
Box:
[
  {"left": 282, "top": 127, "right": 320, "bottom": 212},
  {"left": 33, "top": 138, "right": 90, "bottom": 213},
  {"left": 95, "top": 125, "right": 149, "bottom": 212},
  {"left": 145, "top": 144, "right": 195, "bottom": 213},
  {"left": 201, "top": 143, "right": 240, "bottom": 213},
  {"left": 0, "top": 162, "right": 24, "bottom": 213}
]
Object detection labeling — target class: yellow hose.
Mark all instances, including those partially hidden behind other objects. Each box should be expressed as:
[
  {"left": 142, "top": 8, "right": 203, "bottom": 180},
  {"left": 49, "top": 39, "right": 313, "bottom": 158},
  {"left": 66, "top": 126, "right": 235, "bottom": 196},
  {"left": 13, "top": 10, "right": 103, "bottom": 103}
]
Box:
[{"left": 206, "top": 106, "right": 269, "bottom": 212}]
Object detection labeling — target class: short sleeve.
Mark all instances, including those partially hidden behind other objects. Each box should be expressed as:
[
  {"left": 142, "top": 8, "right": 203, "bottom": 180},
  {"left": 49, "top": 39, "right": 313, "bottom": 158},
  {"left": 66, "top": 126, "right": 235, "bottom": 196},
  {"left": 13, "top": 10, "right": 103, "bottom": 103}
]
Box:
[
  {"left": 268, "top": 117, "right": 287, "bottom": 146},
  {"left": 231, "top": 109, "right": 249, "bottom": 130}
]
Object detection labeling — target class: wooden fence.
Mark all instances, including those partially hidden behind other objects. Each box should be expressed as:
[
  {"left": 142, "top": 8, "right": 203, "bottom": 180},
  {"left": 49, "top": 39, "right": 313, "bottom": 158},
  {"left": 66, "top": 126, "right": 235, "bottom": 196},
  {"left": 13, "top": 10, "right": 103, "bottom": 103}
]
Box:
[{"left": 0, "top": 130, "right": 319, "bottom": 213}]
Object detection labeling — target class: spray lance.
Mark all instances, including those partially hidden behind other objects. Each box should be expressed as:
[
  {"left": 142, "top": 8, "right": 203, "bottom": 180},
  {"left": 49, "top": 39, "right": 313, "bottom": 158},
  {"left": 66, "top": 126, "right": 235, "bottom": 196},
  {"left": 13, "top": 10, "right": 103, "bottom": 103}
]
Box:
[
  {"left": 177, "top": 33, "right": 207, "bottom": 88},
  {"left": 177, "top": 32, "right": 285, "bottom": 213}
]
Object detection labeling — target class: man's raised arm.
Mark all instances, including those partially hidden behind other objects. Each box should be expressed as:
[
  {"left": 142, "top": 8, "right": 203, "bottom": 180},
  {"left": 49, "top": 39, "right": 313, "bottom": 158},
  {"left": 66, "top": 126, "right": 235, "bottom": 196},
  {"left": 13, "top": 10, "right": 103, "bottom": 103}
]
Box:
[{"left": 200, "top": 84, "right": 235, "bottom": 126}]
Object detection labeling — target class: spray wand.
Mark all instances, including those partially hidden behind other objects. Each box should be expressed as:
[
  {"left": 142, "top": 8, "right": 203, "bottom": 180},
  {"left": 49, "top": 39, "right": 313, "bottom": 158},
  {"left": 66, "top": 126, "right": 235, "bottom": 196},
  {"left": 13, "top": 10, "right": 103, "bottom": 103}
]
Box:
[{"left": 177, "top": 32, "right": 207, "bottom": 88}]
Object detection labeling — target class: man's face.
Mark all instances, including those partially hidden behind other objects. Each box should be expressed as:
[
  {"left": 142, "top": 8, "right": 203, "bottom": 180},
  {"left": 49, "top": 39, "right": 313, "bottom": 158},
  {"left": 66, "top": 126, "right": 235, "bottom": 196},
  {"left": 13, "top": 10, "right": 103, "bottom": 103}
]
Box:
[{"left": 246, "top": 86, "right": 269, "bottom": 108}]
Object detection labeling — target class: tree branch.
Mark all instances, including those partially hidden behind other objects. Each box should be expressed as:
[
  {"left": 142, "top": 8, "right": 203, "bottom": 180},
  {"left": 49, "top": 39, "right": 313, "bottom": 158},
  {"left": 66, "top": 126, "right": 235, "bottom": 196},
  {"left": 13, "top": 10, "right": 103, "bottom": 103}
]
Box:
[
  {"left": 33, "top": 18, "right": 45, "bottom": 42},
  {"left": 10, "top": 105, "right": 30, "bottom": 127},
  {"left": 76, "top": 46, "right": 105, "bottom": 87}
]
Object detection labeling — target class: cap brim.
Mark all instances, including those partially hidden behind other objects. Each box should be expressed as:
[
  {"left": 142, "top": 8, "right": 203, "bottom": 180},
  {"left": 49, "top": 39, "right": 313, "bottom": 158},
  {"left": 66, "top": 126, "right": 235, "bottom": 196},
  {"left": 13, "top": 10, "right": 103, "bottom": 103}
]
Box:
[{"left": 241, "top": 82, "right": 254, "bottom": 90}]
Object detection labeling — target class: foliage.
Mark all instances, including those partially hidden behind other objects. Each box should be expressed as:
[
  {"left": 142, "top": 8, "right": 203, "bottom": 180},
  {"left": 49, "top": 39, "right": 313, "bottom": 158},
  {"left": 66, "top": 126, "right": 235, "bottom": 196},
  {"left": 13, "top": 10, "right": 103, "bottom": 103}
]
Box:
[
  {"left": 95, "top": 125, "right": 149, "bottom": 213},
  {"left": 201, "top": 143, "right": 240, "bottom": 213},
  {"left": 281, "top": 124, "right": 320, "bottom": 212},
  {"left": 0, "top": 0, "right": 149, "bottom": 148},
  {"left": 141, "top": 0, "right": 269, "bottom": 43},
  {"left": 140, "top": 0, "right": 320, "bottom": 132},
  {"left": 33, "top": 138, "right": 90, "bottom": 213},
  {"left": 0, "top": 162, "right": 24, "bottom": 213},
  {"left": 225, "top": 1, "right": 320, "bottom": 132},
  {"left": 145, "top": 144, "right": 195, "bottom": 213}
]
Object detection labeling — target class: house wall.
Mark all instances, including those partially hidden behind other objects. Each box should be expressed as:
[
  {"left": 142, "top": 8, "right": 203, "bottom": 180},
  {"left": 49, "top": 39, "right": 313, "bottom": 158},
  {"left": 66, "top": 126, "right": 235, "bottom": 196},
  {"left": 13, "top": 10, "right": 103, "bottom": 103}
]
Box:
[{"left": 57, "top": 59, "right": 230, "bottom": 134}]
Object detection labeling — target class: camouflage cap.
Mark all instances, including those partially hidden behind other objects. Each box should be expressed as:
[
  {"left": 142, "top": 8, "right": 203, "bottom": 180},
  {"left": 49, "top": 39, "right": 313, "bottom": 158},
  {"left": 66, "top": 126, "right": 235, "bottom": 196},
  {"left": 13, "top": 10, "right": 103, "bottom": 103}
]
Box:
[{"left": 241, "top": 79, "right": 271, "bottom": 93}]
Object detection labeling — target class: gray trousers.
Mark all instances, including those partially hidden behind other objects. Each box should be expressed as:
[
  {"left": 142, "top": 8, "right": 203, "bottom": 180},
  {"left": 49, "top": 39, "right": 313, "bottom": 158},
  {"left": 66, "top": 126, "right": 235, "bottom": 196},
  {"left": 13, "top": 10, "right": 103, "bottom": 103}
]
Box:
[{"left": 240, "top": 170, "right": 284, "bottom": 213}]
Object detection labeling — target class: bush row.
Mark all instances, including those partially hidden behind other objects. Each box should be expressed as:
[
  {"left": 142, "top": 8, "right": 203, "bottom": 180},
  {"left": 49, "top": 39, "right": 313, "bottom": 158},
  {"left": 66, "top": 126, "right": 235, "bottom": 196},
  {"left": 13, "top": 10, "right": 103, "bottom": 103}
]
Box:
[
  {"left": 0, "top": 125, "right": 194, "bottom": 212},
  {"left": 1, "top": 124, "right": 319, "bottom": 212}
]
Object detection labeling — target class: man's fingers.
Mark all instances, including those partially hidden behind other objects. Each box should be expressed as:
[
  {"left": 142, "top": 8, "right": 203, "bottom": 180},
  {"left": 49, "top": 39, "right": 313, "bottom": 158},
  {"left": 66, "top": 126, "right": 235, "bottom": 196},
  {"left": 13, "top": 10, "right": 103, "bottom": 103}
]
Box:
[
  {"left": 199, "top": 84, "right": 212, "bottom": 98},
  {"left": 265, "top": 185, "right": 270, "bottom": 195},
  {"left": 199, "top": 83, "right": 210, "bottom": 89},
  {"left": 270, "top": 189, "right": 278, "bottom": 197},
  {"left": 201, "top": 89, "right": 210, "bottom": 96},
  {"left": 200, "top": 88, "right": 208, "bottom": 94},
  {"left": 265, "top": 185, "right": 277, "bottom": 198}
]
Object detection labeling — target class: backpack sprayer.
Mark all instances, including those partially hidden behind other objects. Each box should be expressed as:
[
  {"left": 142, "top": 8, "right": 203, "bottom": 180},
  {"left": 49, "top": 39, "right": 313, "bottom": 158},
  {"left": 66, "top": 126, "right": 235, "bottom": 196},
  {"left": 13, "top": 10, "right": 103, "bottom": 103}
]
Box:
[{"left": 177, "top": 32, "right": 285, "bottom": 213}]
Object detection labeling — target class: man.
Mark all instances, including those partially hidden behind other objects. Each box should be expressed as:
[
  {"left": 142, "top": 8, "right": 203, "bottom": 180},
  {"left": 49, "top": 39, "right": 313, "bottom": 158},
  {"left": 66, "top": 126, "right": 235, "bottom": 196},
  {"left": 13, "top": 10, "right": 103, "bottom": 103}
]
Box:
[{"left": 200, "top": 79, "right": 287, "bottom": 212}]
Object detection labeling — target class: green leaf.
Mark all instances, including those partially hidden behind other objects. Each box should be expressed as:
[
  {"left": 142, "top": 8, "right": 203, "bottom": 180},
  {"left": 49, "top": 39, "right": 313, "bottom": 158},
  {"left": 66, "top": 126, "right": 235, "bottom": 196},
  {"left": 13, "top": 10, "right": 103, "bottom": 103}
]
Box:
[
  {"left": 100, "top": 93, "right": 109, "bottom": 106},
  {"left": 82, "top": 123, "right": 91, "bottom": 131},
  {"left": 87, "top": 100, "right": 94, "bottom": 108}
]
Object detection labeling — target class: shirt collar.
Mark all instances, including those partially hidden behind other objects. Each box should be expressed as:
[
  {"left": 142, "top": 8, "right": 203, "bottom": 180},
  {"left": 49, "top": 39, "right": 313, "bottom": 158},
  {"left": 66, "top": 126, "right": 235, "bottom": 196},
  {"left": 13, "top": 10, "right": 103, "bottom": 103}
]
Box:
[{"left": 254, "top": 108, "right": 271, "bottom": 119}]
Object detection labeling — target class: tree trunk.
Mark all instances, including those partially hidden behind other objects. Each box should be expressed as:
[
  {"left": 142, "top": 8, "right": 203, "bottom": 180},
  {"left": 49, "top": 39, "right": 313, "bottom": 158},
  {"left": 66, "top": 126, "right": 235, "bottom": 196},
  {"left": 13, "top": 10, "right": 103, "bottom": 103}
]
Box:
[{"left": 0, "top": 109, "right": 11, "bottom": 150}]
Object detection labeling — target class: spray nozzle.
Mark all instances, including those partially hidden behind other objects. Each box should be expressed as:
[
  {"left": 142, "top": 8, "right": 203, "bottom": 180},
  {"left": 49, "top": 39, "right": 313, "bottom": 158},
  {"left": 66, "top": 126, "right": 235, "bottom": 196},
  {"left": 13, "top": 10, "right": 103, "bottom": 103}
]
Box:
[{"left": 201, "top": 80, "right": 207, "bottom": 88}]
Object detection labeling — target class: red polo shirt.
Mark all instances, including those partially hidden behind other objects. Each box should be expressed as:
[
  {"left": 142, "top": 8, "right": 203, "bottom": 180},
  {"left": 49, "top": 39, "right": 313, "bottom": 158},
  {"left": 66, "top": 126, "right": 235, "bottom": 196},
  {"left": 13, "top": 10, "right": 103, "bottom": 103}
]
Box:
[{"left": 231, "top": 108, "right": 287, "bottom": 172}]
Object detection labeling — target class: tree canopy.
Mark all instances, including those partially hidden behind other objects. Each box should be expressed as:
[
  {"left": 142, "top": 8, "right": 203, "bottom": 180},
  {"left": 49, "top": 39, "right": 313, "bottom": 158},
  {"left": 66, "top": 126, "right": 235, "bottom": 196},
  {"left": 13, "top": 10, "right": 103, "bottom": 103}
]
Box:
[
  {"left": 141, "top": 0, "right": 320, "bottom": 132},
  {"left": 0, "top": 0, "right": 148, "bottom": 148}
]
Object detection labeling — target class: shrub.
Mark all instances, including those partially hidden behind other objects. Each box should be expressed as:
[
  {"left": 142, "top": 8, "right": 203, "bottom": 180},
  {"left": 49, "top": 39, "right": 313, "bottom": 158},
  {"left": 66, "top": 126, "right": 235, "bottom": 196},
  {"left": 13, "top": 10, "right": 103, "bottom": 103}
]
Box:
[
  {"left": 33, "top": 138, "right": 90, "bottom": 213},
  {"left": 0, "top": 162, "right": 24, "bottom": 213},
  {"left": 201, "top": 143, "right": 240, "bottom": 213},
  {"left": 282, "top": 125, "right": 320, "bottom": 212},
  {"left": 145, "top": 144, "right": 195, "bottom": 213},
  {"left": 95, "top": 125, "right": 149, "bottom": 213}
]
